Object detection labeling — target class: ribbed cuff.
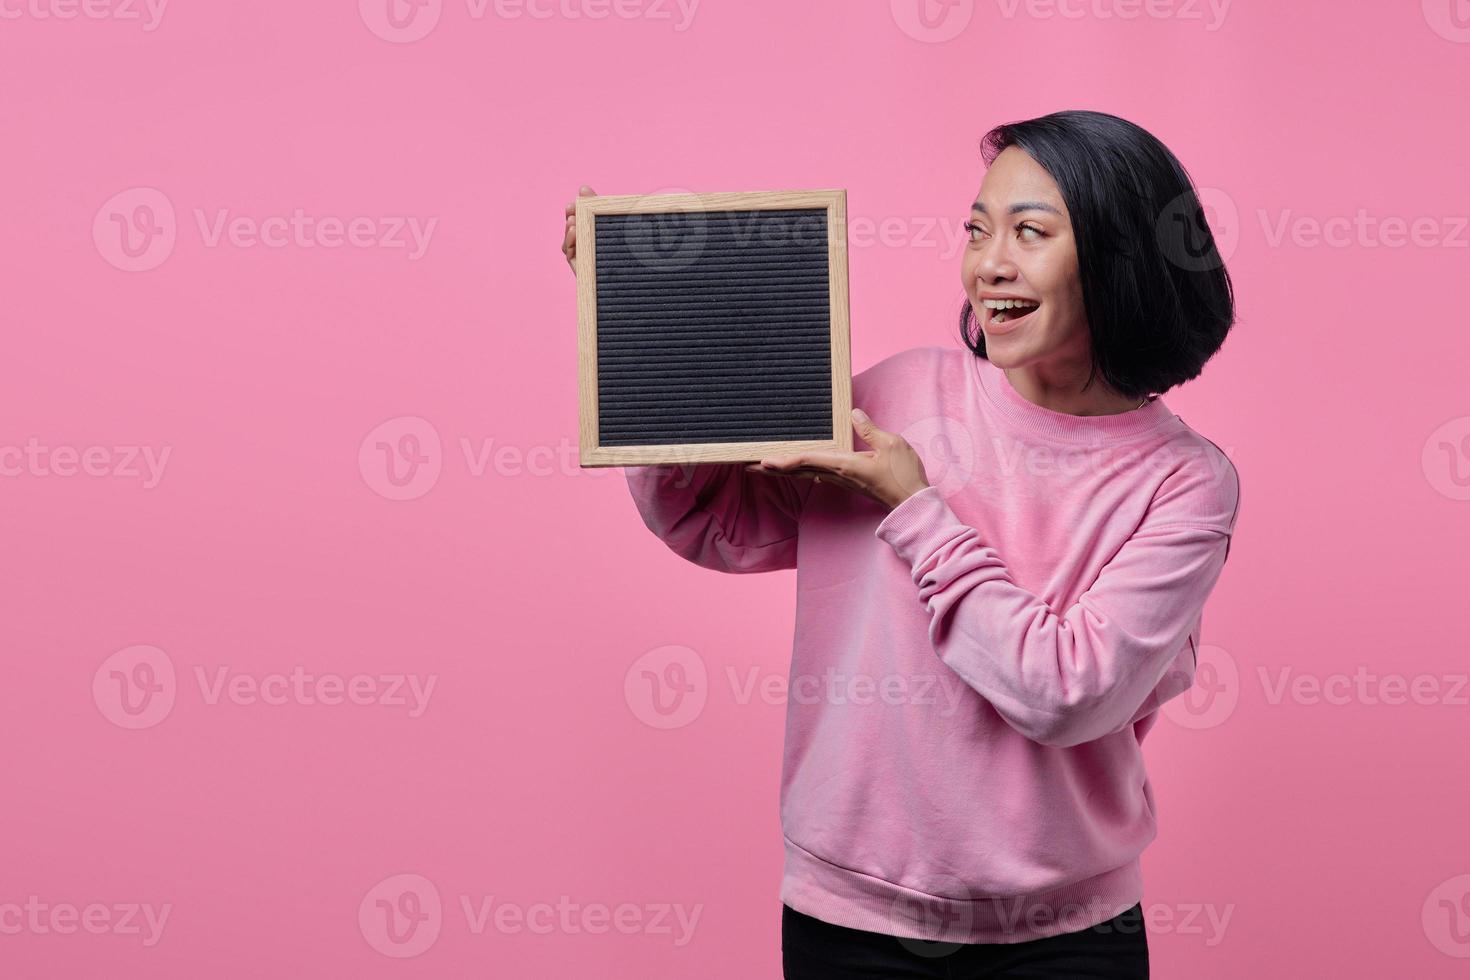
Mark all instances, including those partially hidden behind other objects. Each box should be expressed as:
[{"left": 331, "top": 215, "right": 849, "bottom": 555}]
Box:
[{"left": 874, "top": 485, "right": 964, "bottom": 565}]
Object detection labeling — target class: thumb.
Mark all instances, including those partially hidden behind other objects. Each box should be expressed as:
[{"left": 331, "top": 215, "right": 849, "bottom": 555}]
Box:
[{"left": 851, "top": 407, "right": 886, "bottom": 445}]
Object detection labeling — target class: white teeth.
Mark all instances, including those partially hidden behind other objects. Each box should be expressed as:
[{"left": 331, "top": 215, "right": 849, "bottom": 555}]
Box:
[{"left": 986, "top": 298, "right": 1038, "bottom": 326}]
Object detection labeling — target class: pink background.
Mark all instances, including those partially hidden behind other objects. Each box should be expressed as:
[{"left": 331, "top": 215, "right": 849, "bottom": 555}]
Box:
[{"left": 4, "top": 0, "right": 1469, "bottom": 976}]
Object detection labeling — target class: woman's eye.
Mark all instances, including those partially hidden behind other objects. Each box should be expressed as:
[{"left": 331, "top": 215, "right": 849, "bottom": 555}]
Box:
[{"left": 965, "top": 221, "right": 1042, "bottom": 242}]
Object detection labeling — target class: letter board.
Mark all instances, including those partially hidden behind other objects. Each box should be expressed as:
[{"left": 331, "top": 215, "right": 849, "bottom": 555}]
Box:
[{"left": 577, "top": 189, "right": 852, "bottom": 466}]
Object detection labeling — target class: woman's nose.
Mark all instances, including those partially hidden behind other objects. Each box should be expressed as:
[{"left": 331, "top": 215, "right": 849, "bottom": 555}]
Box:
[
  {"left": 973, "top": 235, "right": 1016, "bottom": 283},
  {"left": 976, "top": 247, "right": 1017, "bottom": 283}
]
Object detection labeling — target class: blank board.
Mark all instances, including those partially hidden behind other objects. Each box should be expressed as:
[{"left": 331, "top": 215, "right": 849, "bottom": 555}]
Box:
[{"left": 577, "top": 189, "right": 852, "bottom": 467}]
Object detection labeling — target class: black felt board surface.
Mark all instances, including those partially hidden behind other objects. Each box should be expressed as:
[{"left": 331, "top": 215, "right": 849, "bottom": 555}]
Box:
[{"left": 593, "top": 207, "right": 833, "bottom": 446}]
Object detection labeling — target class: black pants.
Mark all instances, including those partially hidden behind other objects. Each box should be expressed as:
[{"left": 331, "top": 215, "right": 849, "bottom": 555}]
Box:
[{"left": 782, "top": 902, "right": 1148, "bottom": 979}]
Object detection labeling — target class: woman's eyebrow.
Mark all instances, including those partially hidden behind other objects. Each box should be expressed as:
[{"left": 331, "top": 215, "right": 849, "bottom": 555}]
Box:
[{"left": 972, "top": 200, "right": 1063, "bottom": 216}]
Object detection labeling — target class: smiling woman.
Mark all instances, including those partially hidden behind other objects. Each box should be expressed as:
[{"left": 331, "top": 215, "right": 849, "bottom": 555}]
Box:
[
  {"left": 958, "top": 111, "right": 1236, "bottom": 416},
  {"left": 565, "top": 109, "right": 1240, "bottom": 980}
]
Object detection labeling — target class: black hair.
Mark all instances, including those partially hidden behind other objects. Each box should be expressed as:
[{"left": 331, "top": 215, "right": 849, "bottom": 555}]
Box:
[{"left": 960, "top": 109, "right": 1235, "bottom": 400}]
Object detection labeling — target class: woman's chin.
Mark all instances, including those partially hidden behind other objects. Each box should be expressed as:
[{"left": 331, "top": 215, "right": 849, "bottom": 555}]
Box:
[{"left": 980, "top": 329, "right": 1023, "bottom": 354}]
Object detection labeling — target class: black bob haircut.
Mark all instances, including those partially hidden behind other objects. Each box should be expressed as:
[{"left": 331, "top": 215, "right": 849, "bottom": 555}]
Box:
[{"left": 960, "top": 109, "right": 1236, "bottom": 401}]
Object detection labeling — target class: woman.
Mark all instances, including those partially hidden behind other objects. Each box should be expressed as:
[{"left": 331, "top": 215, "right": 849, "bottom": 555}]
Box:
[{"left": 561, "top": 109, "right": 1239, "bottom": 979}]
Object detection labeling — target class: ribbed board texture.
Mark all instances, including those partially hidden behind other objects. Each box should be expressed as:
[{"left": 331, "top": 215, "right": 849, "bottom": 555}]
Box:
[{"left": 595, "top": 208, "right": 833, "bottom": 446}]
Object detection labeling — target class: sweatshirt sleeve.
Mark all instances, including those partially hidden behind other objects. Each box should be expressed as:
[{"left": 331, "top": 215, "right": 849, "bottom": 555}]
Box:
[
  {"left": 624, "top": 462, "right": 813, "bottom": 574},
  {"left": 874, "top": 464, "right": 1239, "bottom": 747}
]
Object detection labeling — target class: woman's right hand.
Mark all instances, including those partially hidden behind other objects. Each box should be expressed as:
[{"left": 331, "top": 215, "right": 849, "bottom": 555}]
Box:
[{"left": 562, "top": 185, "right": 597, "bottom": 275}]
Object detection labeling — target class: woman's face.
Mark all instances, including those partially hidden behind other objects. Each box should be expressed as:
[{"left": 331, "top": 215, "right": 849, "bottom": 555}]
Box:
[{"left": 962, "top": 146, "right": 1089, "bottom": 368}]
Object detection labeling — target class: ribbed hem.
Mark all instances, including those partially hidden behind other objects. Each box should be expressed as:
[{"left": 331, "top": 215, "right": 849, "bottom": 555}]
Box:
[
  {"left": 971, "top": 352, "right": 1181, "bottom": 444},
  {"left": 780, "top": 836, "right": 1144, "bottom": 945}
]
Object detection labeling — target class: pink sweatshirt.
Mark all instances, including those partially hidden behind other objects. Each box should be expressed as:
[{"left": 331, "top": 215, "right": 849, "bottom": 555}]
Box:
[{"left": 623, "top": 344, "right": 1240, "bottom": 944}]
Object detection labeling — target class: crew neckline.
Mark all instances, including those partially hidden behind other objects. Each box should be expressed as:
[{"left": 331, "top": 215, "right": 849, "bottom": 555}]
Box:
[{"left": 970, "top": 351, "right": 1179, "bottom": 444}]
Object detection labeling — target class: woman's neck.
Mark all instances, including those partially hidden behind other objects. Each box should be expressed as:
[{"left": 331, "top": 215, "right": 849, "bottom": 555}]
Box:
[{"left": 1002, "top": 364, "right": 1147, "bottom": 417}]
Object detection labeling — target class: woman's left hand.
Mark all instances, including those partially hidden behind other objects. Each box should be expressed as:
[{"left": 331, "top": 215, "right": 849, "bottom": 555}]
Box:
[{"left": 746, "top": 408, "right": 931, "bottom": 512}]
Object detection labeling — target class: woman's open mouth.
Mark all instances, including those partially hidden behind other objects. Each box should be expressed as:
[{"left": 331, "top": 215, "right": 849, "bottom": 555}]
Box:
[{"left": 982, "top": 297, "right": 1040, "bottom": 332}]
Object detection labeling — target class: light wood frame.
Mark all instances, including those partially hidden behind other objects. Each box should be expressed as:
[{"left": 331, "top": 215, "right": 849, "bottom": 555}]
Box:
[{"left": 577, "top": 189, "right": 852, "bottom": 467}]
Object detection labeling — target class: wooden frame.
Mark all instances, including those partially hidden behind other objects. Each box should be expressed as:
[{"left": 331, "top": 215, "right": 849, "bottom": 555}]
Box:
[{"left": 577, "top": 189, "right": 852, "bottom": 467}]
